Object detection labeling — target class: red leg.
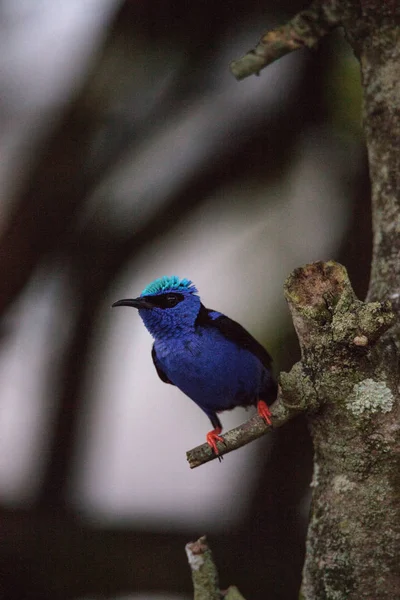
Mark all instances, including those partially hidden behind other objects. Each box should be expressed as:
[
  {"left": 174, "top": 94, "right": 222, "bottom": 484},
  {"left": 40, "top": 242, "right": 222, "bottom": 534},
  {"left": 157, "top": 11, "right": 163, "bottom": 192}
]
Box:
[
  {"left": 257, "top": 400, "right": 272, "bottom": 425},
  {"left": 206, "top": 427, "right": 224, "bottom": 456}
]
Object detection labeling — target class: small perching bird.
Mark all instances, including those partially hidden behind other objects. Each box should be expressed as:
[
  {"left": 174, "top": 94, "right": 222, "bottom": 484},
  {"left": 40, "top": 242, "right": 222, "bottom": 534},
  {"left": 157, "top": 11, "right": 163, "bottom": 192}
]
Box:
[{"left": 112, "top": 276, "right": 276, "bottom": 458}]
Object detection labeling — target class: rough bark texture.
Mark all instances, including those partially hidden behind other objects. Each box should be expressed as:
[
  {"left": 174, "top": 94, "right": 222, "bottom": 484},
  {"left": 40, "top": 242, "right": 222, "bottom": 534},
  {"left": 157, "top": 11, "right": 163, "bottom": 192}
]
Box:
[
  {"left": 360, "top": 13, "right": 400, "bottom": 309},
  {"left": 186, "top": 536, "right": 220, "bottom": 600},
  {"left": 228, "top": 2, "right": 400, "bottom": 599},
  {"left": 230, "top": 1, "right": 341, "bottom": 80},
  {"left": 300, "top": 5, "right": 400, "bottom": 599},
  {"left": 285, "top": 262, "right": 399, "bottom": 600},
  {"left": 185, "top": 536, "right": 246, "bottom": 600}
]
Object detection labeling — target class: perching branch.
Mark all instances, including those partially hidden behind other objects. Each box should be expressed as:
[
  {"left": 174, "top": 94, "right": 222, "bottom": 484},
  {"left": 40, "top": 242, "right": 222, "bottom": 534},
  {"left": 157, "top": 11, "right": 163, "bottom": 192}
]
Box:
[
  {"left": 230, "top": 1, "right": 341, "bottom": 80},
  {"left": 187, "top": 364, "right": 316, "bottom": 468},
  {"left": 187, "top": 414, "right": 270, "bottom": 468},
  {"left": 187, "top": 261, "right": 395, "bottom": 468},
  {"left": 185, "top": 535, "right": 246, "bottom": 600}
]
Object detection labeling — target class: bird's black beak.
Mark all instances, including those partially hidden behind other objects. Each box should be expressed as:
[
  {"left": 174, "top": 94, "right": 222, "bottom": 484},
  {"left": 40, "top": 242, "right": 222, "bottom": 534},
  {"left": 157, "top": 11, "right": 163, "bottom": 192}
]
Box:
[{"left": 112, "top": 297, "right": 153, "bottom": 309}]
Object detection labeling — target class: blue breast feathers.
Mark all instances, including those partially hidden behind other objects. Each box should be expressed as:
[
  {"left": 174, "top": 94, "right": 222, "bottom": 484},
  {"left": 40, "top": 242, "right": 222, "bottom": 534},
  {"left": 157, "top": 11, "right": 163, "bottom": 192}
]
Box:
[{"left": 153, "top": 314, "right": 274, "bottom": 416}]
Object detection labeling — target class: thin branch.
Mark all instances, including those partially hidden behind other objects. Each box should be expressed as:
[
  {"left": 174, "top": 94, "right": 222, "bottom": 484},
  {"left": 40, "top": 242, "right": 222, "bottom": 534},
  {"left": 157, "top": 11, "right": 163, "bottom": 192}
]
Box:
[
  {"left": 223, "top": 586, "right": 247, "bottom": 600},
  {"left": 230, "top": 1, "right": 341, "bottom": 80},
  {"left": 185, "top": 536, "right": 247, "bottom": 600},
  {"left": 186, "top": 379, "right": 308, "bottom": 468},
  {"left": 185, "top": 536, "right": 221, "bottom": 600}
]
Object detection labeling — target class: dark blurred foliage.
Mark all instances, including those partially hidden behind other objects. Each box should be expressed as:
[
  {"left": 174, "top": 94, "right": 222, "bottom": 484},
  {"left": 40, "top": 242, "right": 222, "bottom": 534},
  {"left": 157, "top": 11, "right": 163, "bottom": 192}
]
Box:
[{"left": 0, "top": 1, "right": 370, "bottom": 599}]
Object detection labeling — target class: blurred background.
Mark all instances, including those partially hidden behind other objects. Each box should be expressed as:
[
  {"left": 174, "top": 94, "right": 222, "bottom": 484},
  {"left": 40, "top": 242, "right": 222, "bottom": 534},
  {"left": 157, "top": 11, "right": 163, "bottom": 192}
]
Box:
[{"left": 0, "top": 1, "right": 371, "bottom": 599}]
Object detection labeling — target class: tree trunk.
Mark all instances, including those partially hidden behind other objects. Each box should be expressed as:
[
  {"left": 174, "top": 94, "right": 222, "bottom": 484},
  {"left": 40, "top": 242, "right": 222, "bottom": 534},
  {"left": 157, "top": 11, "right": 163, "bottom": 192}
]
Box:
[
  {"left": 299, "top": 5, "right": 400, "bottom": 599},
  {"left": 228, "top": 2, "right": 400, "bottom": 598},
  {"left": 284, "top": 262, "right": 398, "bottom": 600}
]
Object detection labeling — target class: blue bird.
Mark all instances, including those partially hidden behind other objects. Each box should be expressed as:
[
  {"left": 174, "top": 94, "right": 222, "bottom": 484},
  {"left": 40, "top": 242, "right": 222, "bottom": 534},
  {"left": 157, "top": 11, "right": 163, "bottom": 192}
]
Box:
[{"left": 112, "top": 276, "right": 276, "bottom": 458}]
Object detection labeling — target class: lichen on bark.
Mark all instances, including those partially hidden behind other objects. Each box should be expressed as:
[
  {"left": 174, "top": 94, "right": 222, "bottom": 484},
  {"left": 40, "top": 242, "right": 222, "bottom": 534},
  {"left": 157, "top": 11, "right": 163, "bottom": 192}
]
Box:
[
  {"left": 185, "top": 536, "right": 247, "bottom": 600},
  {"left": 291, "top": 7, "right": 400, "bottom": 596},
  {"left": 282, "top": 259, "right": 400, "bottom": 599}
]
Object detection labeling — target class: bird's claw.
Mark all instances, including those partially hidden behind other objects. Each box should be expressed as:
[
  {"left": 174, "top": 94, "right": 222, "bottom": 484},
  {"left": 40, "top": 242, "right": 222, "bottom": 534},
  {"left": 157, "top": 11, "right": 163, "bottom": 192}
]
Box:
[
  {"left": 257, "top": 400, "right": 272, "bottom": 425},
  {"left": 206, "top": 427, "right": 225, "bottom": 459}
]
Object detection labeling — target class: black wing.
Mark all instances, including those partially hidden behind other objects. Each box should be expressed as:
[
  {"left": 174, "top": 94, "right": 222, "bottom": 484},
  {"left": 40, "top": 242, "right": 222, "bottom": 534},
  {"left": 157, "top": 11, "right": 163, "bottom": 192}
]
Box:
[
  {"left": 195, "top": 304, "right": 272, "bottom": 370},
  {"left": 152, "top": 344, "right": 174, "bottom": 384}
]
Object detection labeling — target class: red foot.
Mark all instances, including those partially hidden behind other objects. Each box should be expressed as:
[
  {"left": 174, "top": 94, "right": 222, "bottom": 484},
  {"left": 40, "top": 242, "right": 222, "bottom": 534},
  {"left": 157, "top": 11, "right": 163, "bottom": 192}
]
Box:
[
  {"left": 257, "top": 400, "right": 272, "bottom": 425},
  {"left": 206, "top": 427, "right": 224, "bottom": 456}
]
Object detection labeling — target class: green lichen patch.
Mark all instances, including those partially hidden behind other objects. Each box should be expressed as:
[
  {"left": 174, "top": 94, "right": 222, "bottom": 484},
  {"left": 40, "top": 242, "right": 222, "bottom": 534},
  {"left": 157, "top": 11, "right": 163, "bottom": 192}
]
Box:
[
  {"left": 333, "top": 475, "right": 356, "bottom": 493},
  {"left": 345, "top": 379, "right": 394, "bottom": 417},
  {"left": 331, "top": 298, "right": 394, "bottom": 346}
]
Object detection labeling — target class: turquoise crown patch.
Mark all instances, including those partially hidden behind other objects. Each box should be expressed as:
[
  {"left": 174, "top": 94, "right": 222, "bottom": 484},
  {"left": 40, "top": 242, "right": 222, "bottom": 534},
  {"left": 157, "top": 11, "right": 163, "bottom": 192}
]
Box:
[{"left": 141, "top": 276, "right": 198, "bottom": 296}]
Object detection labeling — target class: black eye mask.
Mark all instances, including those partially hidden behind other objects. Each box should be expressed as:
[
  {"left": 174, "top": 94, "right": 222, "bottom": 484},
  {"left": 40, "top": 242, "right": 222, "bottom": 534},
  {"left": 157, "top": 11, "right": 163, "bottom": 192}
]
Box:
[{"left": 143, "top": 292, "right": 185, "bottom": 309}]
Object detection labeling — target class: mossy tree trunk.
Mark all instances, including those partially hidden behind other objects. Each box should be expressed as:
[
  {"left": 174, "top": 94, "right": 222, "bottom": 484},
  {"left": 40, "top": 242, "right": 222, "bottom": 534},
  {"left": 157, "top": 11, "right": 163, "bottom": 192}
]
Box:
[
  {"left": 298, "top": 5, "right": 400, "bottom": 598},
  {"left": 283, "top": 261, "right": 398, "bottom": 600},
  {"left": 219, "top": 2, "right": 400, "bottom": 598},
  {"left": 287, "top": 4, "right": 400, "bottom": 599}
]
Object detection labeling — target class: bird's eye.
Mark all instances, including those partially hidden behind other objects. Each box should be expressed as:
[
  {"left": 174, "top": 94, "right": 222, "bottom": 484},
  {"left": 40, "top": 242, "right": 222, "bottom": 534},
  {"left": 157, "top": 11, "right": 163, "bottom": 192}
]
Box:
[
  {"left": 166, "top": 294, "right": 179, "bottom": 307},
  {"left": 153, "top": 292, "right": 184, "bottom": 309}
]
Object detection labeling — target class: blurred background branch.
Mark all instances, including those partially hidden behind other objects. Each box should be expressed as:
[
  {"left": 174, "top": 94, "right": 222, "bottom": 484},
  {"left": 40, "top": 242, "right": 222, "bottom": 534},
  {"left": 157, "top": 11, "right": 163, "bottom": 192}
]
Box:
[
  {"left": 185, "top": 536, "right": 221, "bottom": 600},
  {"left": 230, "top": 1, "right": 341, "bottom": 80}
]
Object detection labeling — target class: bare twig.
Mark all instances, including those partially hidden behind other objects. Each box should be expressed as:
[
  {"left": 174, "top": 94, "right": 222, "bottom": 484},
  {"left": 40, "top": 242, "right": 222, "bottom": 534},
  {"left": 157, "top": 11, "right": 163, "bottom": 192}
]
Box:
[
  {"left": 223, "top": 586, "right": 247, "bottom": 600},
  {"left": 185, "top": 536, "right": 221, "bottom": 600},
  {"left": 187, "top": 371, "right": 312, "bottom": 468},
  {"left": 187, "top": 414, "right": 271, "bottom": 469},
  {"left": 230, "top": 1, "right": 341, "bottom": 80},
  {"left": 185, "top": 536, "right": 247, "bottom": 600}
]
